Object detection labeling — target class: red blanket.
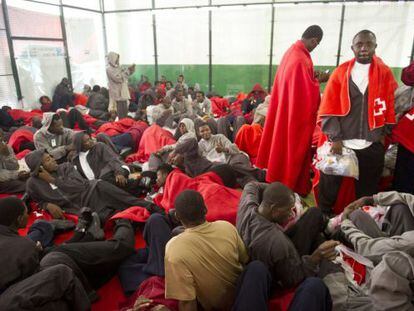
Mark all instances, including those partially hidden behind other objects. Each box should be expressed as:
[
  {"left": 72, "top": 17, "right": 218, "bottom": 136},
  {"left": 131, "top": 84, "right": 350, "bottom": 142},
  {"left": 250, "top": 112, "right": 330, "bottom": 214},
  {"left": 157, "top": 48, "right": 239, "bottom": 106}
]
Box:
[
  {"left": 235, "top": 123, "right": 263, "bottom": 164},
  {"left": 125, "top": 124, "right": 175, "bottom": 163},
  {"left": 210, "top": 97, "right": 230, "bottom": 117},
  {"left": 8, "top": 127, "right": 35, "bottom": 153},
  {"left": 155, "top": 169, "right": 241, "bottom": 224},
  {"left": 256, "top": 40, "right": 320, "bottom": 196},
  {"left": 8, "top": 109, "right": 43, "bottom": 125},
  {"left": 74, "top": 93, "right": 88, "bottom": 106},
  {"left": 318, "top": 56, "right": 397, "bottom": 130},
  {"left": 392, "top": 107, "right": 414, "bottom": 154}
]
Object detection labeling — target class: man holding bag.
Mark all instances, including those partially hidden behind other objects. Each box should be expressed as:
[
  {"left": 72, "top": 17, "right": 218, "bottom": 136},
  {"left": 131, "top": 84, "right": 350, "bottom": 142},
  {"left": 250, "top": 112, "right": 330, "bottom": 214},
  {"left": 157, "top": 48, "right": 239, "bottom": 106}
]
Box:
[{"left": 318, "top": 30, "right": 397, "bottom": 215}]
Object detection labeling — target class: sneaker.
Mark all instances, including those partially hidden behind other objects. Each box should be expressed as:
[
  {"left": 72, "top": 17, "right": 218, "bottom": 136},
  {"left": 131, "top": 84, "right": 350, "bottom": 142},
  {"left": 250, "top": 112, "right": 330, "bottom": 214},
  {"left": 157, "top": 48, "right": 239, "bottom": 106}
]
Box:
[
  {"left": 87, "top": 212, "right": 104, "bottom": 241},
  {"left": 50, "top": 219, "right": 76, "bottom": 233},
  {"left": 75, "top": 207, "right": 93, "bottom": 233}
]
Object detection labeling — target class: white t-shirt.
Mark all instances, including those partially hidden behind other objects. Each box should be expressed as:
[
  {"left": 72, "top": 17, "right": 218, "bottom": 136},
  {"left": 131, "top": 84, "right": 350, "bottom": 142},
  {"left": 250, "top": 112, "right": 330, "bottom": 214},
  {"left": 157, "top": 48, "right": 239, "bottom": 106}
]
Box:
[{"left": 343, "top": 61, "right": 372, "bottom": 150}]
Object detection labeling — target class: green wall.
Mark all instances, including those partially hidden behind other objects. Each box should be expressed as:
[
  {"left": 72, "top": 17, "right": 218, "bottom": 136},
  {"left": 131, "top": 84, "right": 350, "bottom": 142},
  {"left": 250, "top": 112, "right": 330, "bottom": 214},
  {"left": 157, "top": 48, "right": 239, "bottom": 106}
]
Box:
[{"left": 129, "top": 64, "right": 404, "bottom": 96}]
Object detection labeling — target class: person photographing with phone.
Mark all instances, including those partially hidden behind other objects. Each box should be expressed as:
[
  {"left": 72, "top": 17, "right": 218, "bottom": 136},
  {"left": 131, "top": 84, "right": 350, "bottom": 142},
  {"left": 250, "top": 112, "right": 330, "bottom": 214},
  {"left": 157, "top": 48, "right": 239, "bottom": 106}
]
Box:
[{"left": 106, "top": 52, "right": 136, "bottom": 119}]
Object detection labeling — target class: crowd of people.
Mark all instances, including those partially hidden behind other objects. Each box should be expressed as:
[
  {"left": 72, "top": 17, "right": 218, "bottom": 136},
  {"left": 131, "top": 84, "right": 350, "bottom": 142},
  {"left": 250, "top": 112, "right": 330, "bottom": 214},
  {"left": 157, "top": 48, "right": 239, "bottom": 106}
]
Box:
[{"left": 0, "top": 24, "right": 414, "bottom": 311}]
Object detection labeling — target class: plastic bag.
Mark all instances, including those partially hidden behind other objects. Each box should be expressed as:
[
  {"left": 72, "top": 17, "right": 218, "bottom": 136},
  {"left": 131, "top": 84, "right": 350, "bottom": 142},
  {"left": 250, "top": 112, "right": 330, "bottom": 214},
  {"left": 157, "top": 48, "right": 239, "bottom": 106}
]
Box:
[{"left": 315, "top": 141, "right": 359, "bottom": 179}]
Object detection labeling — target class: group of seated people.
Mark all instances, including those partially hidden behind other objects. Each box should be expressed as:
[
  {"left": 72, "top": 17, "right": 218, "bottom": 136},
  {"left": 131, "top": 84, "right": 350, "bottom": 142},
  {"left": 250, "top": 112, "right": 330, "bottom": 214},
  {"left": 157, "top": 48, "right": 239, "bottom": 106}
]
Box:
[{"left": 0, "top": 66, "right": 414, "bottom": 311}]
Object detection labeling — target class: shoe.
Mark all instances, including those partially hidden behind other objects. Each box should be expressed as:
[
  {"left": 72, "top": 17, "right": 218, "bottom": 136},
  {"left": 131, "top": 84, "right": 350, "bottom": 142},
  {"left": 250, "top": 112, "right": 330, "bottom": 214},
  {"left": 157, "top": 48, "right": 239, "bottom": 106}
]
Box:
[
  {"left": 75, "top": 207, "right": 93, "bottom": 233},
  {"left": 87, "top": 212, "right": 104, "bottom": 241},
  {"left": 49, "top": 219, "right": 76, "bottom": 233}
]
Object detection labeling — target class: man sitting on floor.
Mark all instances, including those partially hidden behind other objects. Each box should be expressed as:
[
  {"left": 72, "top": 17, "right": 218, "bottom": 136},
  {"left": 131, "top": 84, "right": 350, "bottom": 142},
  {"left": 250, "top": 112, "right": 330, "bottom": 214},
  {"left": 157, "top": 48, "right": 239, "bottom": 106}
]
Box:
[
  {"left": 237, "top": 181, "right": 336, "bottom": 309},
  {"left": 165, "top": 190, "right": 249, "bottom": 310},
  {"left": 25, "top": 149, "right": 158, "bottom": 221},
  {"left": 0, "top": 129, "right": 30, "bottom": 194},
  {"left": 198, "top": 122, "right": 265, "bottom": 186},
  {"left": 34, "top": 112, "right": 74, "bottom": 163}
]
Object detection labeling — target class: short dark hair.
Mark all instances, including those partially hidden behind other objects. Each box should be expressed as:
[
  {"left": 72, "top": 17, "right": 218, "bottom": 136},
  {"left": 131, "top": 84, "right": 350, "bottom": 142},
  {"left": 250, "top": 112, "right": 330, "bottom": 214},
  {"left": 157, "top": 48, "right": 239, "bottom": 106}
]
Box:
[
  {"left": 178, "top": 74, "right": 184, "bottom": 78},
  {"left": 52, "top": 113, "right": 61, "bottom": 123},
  {"left": 174, "top": 190, "right": 206, "bottom": 224},
  {"left": 196, "top": 91, "right": 205, "bottom": 97},
  {"left": 0, "top": 197, "right": 25, "bottom": 227},
  {"left": 155, "top": 80, "right": 161, "bottom": 85},
  {"left": 352, "top": 29, "right": 376, "bottom": 43},
  {"left": 157, "top": 163, "right": 174, "bottom": 176},
  {"left": 92, "top": 85, "right": 101, "bottom": 92},
  {"left": 39, "top": 95, "right": 49, "bottom": 103},
  {"left": 262, "top": 182, "right": 295, "bottom": 209},
  {"left": 302, "top": 25, "right": 323, "bottom": 41},
  {"left": 197, "top": 121, "right": 210, "bottom": 130}
]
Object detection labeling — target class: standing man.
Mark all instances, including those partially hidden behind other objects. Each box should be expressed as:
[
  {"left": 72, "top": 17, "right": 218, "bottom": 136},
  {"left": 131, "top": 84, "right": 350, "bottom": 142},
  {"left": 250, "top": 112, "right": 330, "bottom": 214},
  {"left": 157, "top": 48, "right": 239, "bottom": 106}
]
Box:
[
  {"left": 318, "top": 30, "right": 397, "bottom": 215},
  {"left": 106, "top": 52, "right": 135, "bottom": 119},
  {"left": 256, "top": 25, "right": 328, "bottom": 196}
]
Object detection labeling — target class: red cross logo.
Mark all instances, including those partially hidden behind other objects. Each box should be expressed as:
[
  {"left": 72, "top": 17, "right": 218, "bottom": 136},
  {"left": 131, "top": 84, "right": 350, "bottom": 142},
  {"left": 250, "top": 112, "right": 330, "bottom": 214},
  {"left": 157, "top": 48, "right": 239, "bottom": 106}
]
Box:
[{"left": 374, "top": 98, "right": 386, "bottom": 116}]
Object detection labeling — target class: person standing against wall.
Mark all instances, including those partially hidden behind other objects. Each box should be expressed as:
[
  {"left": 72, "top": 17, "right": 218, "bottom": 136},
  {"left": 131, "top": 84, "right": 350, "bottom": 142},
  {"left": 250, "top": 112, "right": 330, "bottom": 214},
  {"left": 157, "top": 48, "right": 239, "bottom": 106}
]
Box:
[{"left": 106, "top": 52, "right": 136, "bottom": 119}]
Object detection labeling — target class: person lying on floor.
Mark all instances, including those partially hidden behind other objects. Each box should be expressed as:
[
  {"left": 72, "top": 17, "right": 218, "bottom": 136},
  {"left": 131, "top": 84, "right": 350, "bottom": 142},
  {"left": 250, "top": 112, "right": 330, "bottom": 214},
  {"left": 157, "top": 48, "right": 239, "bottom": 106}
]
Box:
[
  {"left": 25, "top": 149, "right": 160, "bottom": 222},
  {"left": 34, "top": 112, "right": 74, "bottom": 163},
  {"left": 330, "top": 191, "right": 414, "bottom": 237},
  {"left": 198, "top": 122, "right": 265, "bottom": 185},
  {"left": 0, "top": 196, "right": 140, "bottom": 309},
  {"left": 236, "top": 181, "right": 336, "bottom": 310},
  {"left": 321, "top": 204, "right": 414, "bottom": 310},
  {"left": 0, "top": 129, "right": 30, "bottom": 194},
  {"left": 71, "top": 132, "right": 152, "bottom": 197},
  {"left": 0, "top": 196, "right": 91, "bottom": 310}
]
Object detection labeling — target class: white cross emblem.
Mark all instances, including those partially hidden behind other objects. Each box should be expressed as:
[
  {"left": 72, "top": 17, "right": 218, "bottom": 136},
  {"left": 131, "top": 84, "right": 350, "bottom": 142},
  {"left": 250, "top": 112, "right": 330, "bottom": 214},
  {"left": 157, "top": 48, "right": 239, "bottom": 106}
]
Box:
[
  {"left": 405, "top": 113, "right": 414, "bottom": 121},
  {"left": 374, "top": 98, "right": 386, "bottom": 116}
]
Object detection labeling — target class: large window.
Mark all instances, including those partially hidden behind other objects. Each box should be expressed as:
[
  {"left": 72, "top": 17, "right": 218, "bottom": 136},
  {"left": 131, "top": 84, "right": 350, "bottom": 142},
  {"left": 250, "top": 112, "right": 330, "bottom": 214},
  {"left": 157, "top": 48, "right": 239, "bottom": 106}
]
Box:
[{"left": 64, "top": 8, "right": 106, "bottom": 92}]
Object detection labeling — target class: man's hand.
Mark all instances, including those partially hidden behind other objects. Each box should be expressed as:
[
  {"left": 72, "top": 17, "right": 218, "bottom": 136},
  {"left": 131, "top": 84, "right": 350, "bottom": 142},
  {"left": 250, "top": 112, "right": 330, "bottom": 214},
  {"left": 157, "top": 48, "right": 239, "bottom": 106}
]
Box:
[
  {"left": 215, "top": 142, "right": 227, "bottom": 154},
  {"left": 115, "top": 174, "right": 127, "bottom": 187},
  {"left": 330, "top": 140, "right": 343, "bottom": 155},
  {"left": 46, "top": 203, "right": 65, "bottom": 219},
  {"left": 38, "top": 169, "right": 55, "bottom": 184},
  {"left": 127, "top": 296, "right": 152, "bottom": 311},
  {"left": 310, "top": 240, "right": 340, "bottom": 265},
  {"left": 18, "top": 171, "right": 30, "bottom": 180},
  {"left": 344, "top": 196, "right": 374, "bottom": 216},
  {"left": 0, "top": 142, "right": 10, "bottom": 156}
]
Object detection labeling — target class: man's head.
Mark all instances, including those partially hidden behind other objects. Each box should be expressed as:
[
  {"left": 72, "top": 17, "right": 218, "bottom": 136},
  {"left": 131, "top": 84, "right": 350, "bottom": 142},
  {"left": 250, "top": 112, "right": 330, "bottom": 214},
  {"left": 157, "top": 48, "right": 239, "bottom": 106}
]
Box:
[
  {"left": 39, "top": 95, "right": 51, "bottom": 106},
  {"left": 166, "top": 81, "right": 173, "bottom": 90},
  {"left": 174, "top": 190, "right": 207, "bottom": 227},
  {"left": 195, "top": 91, "right": 205, "bottom": 103},
  {"left": 92, "top": 85, "right": 101, "bottom": 92},
  {"left": 301, "top": 25, "right": 323, "bottom": 52},
  {"left": 198, "top": 123, "right": 212, "bottom": 140},
  {"left": 79, "top": 132, "right": 95, "bottom": 152},
  {"left": 258, "top": 182, "right": 295, "bottom": 225},
  {"left": 161, "top": 75, "right": 167, "bottom": 83},
  {"left": 351, "top": 30, "right": 377, "bottom": 64},
  {"left": 162, "top": 96, "right": 172, "bottom": 109},
  {"left": 48, "top": 114, "right": 64, "bottom": 135},
  {"left": 156, "top": 163, "right": 174, "bottom": 187},
  {"left": 61, "top": 78, "right": 69, "bottom": 86},
  {"left": 177, "top": 74, "right": 184, "bottom": 83},
  {"left": 175, "top": 89, "right": 184, "bottom": 101},
  {"left": 0, "top": 197, "right": 28, "bottom": 229},
  {"left": 154, "top": 81, "right": 161, "bottom": 88},
  {"left": 41, "top": 152, "right": 58, "bottom": 173}
]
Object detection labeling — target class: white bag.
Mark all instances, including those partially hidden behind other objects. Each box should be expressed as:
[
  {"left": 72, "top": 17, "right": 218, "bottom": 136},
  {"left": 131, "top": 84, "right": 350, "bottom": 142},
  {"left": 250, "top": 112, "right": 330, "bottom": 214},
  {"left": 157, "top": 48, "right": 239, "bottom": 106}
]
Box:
[{"left": 315, "top": 141, "right": 359, "bottom": 179}]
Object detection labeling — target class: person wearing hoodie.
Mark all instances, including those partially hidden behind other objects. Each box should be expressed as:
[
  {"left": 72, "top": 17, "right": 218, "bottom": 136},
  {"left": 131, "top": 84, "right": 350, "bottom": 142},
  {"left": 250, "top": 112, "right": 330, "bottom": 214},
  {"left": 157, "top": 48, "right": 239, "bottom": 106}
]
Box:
[
  {"left": 25, "top": 149, "right": 159, "bottom": 221},
  {"left": 106, "top": 51, "right": 136, "bottom": 119},
  {"left": 241, "top": 83, "right": 267, "bottom": 115},
  {"left": 33, "top": 112, "right": 74, "bottom": 163}
]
